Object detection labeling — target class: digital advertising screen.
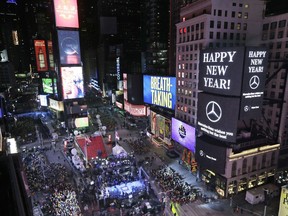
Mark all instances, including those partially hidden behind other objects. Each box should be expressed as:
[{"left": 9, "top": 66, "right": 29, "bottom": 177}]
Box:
[
  {"left": 195, "top": 136, "right": 227, "bottom": 174},
  {"left": 47, "top": 40, "right": 55, "bottom": 70},
  {"left": 54, "top": 0, "right": 79, "bottom": 28},
  {"left": 127, "top": 74, "right": 143, "bottom": 105},
  {"left": 58, "top": 30, "right": 81, "bottom": 65},
  {"left": 61, "top": 66, "right": 84, "bottom": 100},
  {"left": 42, "top": 78, "right": 57, "bottom": 94},
  {"left": 199, "top": 47, "right": 245, "bottom": 96},
  {"left": 240, "top": 47, "right": 268, "bottom": 119},
  {"left": 143, "top": 75, "right": 176, "bottom": 110},
  {"left": 197, "top": 93, "right": 240, "bottom": 142},
  {"left": 34, "top": 40, "right": 48, "bottom": 72},
  {"left": 68, "top": 117, "right": 89, "bottom": 128},
  {"left": 39, "top": 95, "right": 48, "bottom": 107},
  {"left": 171, "top": 118, "right": 196, "bottom": 152}
]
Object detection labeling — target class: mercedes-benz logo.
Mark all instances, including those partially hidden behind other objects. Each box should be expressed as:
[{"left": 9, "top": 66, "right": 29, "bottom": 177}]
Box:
[
  {"left": 206, "top": 101, "right": 222, "bottom": 123},
  {"left": 244, "top": 105, "right": 250, "bottom": 112},
  {"left": 249, "top": 75, "right": 260, "bottom": 89},
  {"left": 199, "top": 150, "right": 204, "bottom": 157}
]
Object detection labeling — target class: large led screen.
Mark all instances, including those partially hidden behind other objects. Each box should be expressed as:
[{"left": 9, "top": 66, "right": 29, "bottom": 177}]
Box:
[
  {"left": 34, "top": 40, "right": 48, "bottom": 72},
  {"left": 199, "top": 47, "right": 245, "bottom": 96},
  {"left": 143, "top": 75, "right": 176, "bottom": 110},
  {"left": 54, "top": 0, "right": 79, "bottom": 28},
  {"left": 58, "top": 30, "right": 81, "bottom": 65},
  {"left": 127, "top": 74, "right": 143, "bottom": 104},
  {"left": 240, "top": 47, "right": 268, "bottom": 119},
  {"left": 61, "top": 67, "right": 84, "bottom": 100},
  {"left": 195, "top": 136, "right": 227, "bottom": 174},
  {"left": 171, "top": 118, "right": 196, "bottom": 152},
  {"left": 197, "top": 93, "right": 240, "bottom": 142}
]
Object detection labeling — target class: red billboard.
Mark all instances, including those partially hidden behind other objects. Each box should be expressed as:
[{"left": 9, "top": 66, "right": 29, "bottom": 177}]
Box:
[
  {"left": 54, "top": 0, "right": 79, "bottom": 28},
  {"left": 34, "top": 40, "right": 48, "bottom": 72}
]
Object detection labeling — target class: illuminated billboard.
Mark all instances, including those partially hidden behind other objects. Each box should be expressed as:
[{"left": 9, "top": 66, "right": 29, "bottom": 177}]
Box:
[
  {"left": 34, "top": 40, "right": 48, "bottom": 72},
  {"left": 58, "top": 30, "right": 81, "bottom": 65},
  {"left": 47, "top": 40, "right": 55, "bottom": 70},
  {"left": 197, "top": 93, "right": 240, "bottom": 142},
  {"left": 61, "top": 66, "right": 84, "bottom": 100},
  {"left": 143, "top": 75, "right": 176, "bottom": 110},
  {"left": 54, "top": 0, "right": 79, "bottom": 28},
  {"left": 171, "top": 118, "right": 196, "bottom": 152},
  {"left": 199, "top": 47, "right": 245, "bottom": 96},
  {"left": 195, "top": 136, "right": 227, "bottom": 174},
  {"left": 68, "top": 117, "right": 89, "bottom": 128},
  {"left": 278, "top": 185, "right": 288, "bottom": 216},
  {"left": 42, "top": 78, "right": 57, "bottom": 94},
  {"left": 39, "top": 95, "right": 48, "bottom": 107},
  {"left": 240, "top": 47, "right": 268, "bottom": 119}
]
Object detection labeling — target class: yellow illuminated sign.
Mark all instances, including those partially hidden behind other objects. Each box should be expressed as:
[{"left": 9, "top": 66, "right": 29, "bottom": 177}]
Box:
[{"left": 279, "top": 186, "right": 288, "bottom": 216}]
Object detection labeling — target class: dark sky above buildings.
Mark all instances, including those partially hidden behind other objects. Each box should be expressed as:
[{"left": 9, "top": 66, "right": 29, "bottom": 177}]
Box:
[{"left": 266, "top": 0, "right": 288, "bottom": 15}]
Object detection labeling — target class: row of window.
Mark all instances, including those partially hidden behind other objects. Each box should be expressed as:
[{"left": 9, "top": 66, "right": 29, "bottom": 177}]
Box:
[
  {"left": 210, "top": 20, "right": 247, "bottom": 30},
  {"left": 265, "top": 41, "right": 288, "bottom": 50},
  {"left": 179, "top": 22, "right": 205, "bottom": 34},
  {"left": 177, "top": 43, "right": 202, "bottom": 52},
  {"left": 212, "top": 9, "right": 249, "bottom": 18},
  {"left": 176, "top": 111, "right": 196, "bottom": 126},
  {"left": 263, "top": 20, "right": 287, "bottom": 31},
  {"left": 209, "top": 31, "right": 246, "bottom": 40},
  {"left": 262, "top": 29, "right": 288, "bottom": 40},
  {"left": 178, "top": 62, "right": 198, "bottom": 70}
]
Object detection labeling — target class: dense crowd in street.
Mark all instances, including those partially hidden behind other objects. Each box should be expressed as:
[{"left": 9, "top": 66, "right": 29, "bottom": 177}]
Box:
[{"left": 151, "top": 165, "right": 197, "bottom": 205}]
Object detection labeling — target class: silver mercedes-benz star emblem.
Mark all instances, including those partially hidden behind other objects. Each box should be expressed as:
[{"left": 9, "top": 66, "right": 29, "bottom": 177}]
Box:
[
  {"left": 199, "top": 150, "right": 204, "bottom": 157},
  {"left": 206, "top": 101, "right": 222, "bottom": 123},
  {"left": 249, "top": 75, "right": 260, "bottom": 89}
]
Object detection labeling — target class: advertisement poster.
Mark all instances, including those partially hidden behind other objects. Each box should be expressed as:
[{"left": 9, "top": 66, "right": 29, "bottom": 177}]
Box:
[
  {"left": 165, "top": 119, "right": 171, "bottom": 139},
  {"left": 61, "top": 67, "right": 84, "bottom": 100},
  {"left": 42, "top": 78, "right": 57, "bottom": 94},
  {"left": 34, "top": 40, "right": 48, "bottom": 72},
  {"left": 143, "top": 75, "right": 176, "bottom": 110},
  {"left": 171, "top": 118, "right": 196, "bottom": 152},
  {"left": 158, "top": 116, "right": 165, "bottom": 139},
  {"left": 54, "top": 0, "right": 79, "bottom": 28},
  {"left": 197, "top": 93, "right": 240, "bottom": 142},
  {"left": 151, "top": 111, "right": 157, "bottom": 135},
  {"left": 47, "top": 41, "right": 55, "bottom": 70},
  {"left": 58, "top": 30, "right": 81, "bottom": 65}
]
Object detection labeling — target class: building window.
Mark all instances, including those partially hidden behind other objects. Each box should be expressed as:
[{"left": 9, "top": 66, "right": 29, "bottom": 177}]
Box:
[
  {"left": 217, "top": 21, "right": 221, "bottom": 28},
  {"left": 270, "top": 22, "right": 277, "bottom": 30},
  {"left": 224, "top": 22, "right": 228, "bottom": 29},
  {"left": 278, "top": 31, "right": 284, "bottom": 39},
  {"left": 277, "top": 42, "right": 282, "bottom": 49},
  {"left": 252, "top": 156, "right": 257, "bottom": 171},
  {"left": 243, "top": 23, "right": 247, "bottom": 30},
  {"left": 218, "top": 10, "right": 222, "bottom": 16},
  {"left": 269, "top": 32, "right": 275, "bottom": 40},
  {"left": 230, "top": 33, "right": 234, "bottom": 40},
  {"left": 232, "top": 161, "right": 237, "bottom": 177},
  {"left": 237, "top": 23, "right": 241, "bottom": 30},
  {"left": 244, "top": 12, "right": 248, "bottom": 19},
  {"left": 279, "top": 20, "right": 286, "bottom": 28},
  {"left": 196, "top": 24, "right": 199, "bottom": 31},
  {"left": 262, "top": 23, "right": 269, "bottom": 31},
  {"left": 242, "top": 159, "right": 247, "bottom": 174},
  {"left": 210, "top": 20, "right": 214, "bottom": 28},
  {"left": 244, "top": 4, "right": 249, "bottom": 8},
  {"left": 201, "top": 22, "right": 204, "bottom": 29},
  {"left": 216, "top": 32, "right": 221, "bottom": 39},
  {"left": 231, "top": 11, "right": 235, "bottom": 17},
  {"left": 238, "top": 12, "right": 242, "bottom": 18}
]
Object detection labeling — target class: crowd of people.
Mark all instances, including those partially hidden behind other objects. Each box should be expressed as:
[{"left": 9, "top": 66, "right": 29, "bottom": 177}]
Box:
[
  {"left": 125, "top": 137, "right": 150, "bottom": 155},
  {"left": 151, "top": 165, "right": 197, "bottom": 205},
  {"left": 23, "top": 152, "right": 82, "bottom": 215}
]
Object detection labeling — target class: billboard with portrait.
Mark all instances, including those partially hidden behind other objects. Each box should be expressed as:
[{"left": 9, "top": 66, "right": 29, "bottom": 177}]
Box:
[
  {"left": 58, "top": 30, "right": 81, "bottom": 65},
  {"left": 143, "top": 75, "right": 176, "bottom": 110},
  {"left": 61, "top": 67, "right": 84, "bottom": 100},
  {"left": 197, "top": 93, "right": 240, "bottom": 142},
  {"left": 54, "top": 0, "right": 79, "bottom": 28},
  {"left": 34, "top": 40, "right": 48, "bottom": 72},
  {"left": 195, "top": 136, "right": 227, "bottom": 174},
  {"left": 171, "top": 118, "right": 196, "bottom": 152}
]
